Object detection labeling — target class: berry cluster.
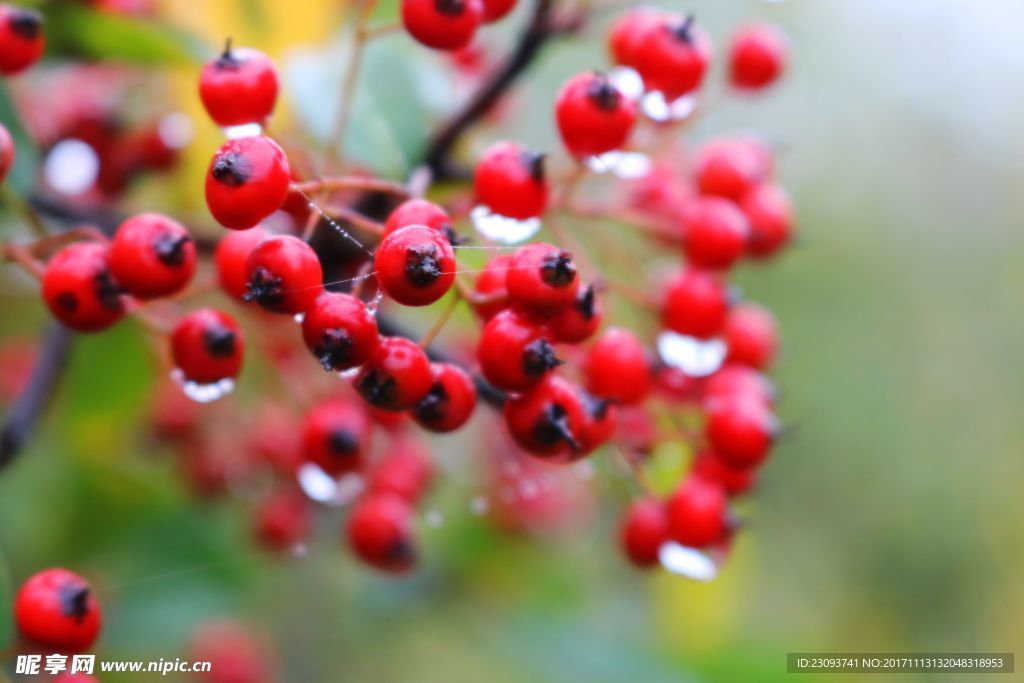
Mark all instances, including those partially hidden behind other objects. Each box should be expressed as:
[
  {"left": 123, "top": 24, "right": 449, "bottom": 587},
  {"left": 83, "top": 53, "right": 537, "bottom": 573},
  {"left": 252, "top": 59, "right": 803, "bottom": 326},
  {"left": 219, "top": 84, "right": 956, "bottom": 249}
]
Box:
[{"left": 2, "top": 1, "right": 796, "bottom": 585}]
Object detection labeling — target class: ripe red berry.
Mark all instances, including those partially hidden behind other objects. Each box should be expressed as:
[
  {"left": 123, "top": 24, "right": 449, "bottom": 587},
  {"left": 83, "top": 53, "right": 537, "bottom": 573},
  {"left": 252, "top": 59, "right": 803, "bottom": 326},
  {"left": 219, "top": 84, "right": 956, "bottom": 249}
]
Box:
[
  {"left": 171, "top": 308, "right": 244, "bottom": 384},
  {"left": 741, "top": 183, "right": 793, "bottom": 258},
  {"left": 301, "top": 292, "right": 379, "bottom": 372},
  {"left": 478, "top": 308, "right": 561, "bottom": 392},
  {"left": 481, "top": 0, "right": 516, "bottom": 23},
  {"left": 550, "top": 283, "right": 601, "bottom": 343},
  {"left": 608, "top": 8, "right": 662, "bottom": 69},
  {"left": 724, "top": 303, "right": 778, "bottom": 370},
  {"left": 42, "top": 242, "right": 125, "bottom": 333},
  {"left": 694, "top": 137, "right": 770, "bottom": 202},
  {"left": 584, "top": 327, "right": 651, "bottom": 404},
  {"left": 383, "top": 198, "right": 455, "bottom": 242},
  {"left": 346, "top": 493, "right": 417, "bottom": 573},
  {"left": 366, "top": 437, "right": 434, "bottom": 502},
  {"left": 506, "top": 242, "right": 579, "bottom": 314},
  {"left": 620, "top": 498, "right": 668, "bottom": 568},
  {"left": 0, "top": 4, "right": 44, "bottom": 76},
  {"left": 412, "top": 362, "right": 477, "bottom": 432},
  {"left": 503, "top": 374, "right": 586, "bottom": 459},
  {"left": 471, "top": 254, "right": 511, "bottom": 319},
  {"left": 243, "top": 235, "right": 322, "bottom": 314},
  {"left": 555, "top": 72, "right": 637, "bottom": 158},
  {"left": 0, "top": 121, "right": 14, "bottom": 183},
  {"left": 666, "top": 477, "right": 727, "bottom": 548},
  {"left": 401, "top": 0, "right": 483, "bottom": 51},
  {"left": 578, "top": 393, "right": 617, "bottom": 454},
  {"left": 354, "top": 336, "right": 432, "bottom": 411},
  {"left": 109, "top": 212, "right": 196, "bottom": 299},
  {"left": 301, "top": 398, "right": 372, "bottom": 476},
  {"left": 474, "top": 141, "right": 548, "bottom": 220},
  {"left": 702, "top": 363, "right": 775, "bottom": 408},
  {"left": 682, "top": 197, "right": 750, "bottom": 270},
  {"left": 691, "top": 450, "right": 756, "bottom": 497},
  {"left": 705, "top": 397, "right": 777, "bottom": 469},
  {"left": 254, "top": 489, "right": 311, "bottom": 552},
  {"left": 15, "top": 568, "right": 101, "bottom": 652},
  {"left": 214, "top": 225, "right": 269, "bottom": 300},
  {"left": 729, "top": 24, "right": 788, "bottom": 90},
  {"left": 634, "top": 14, "right": 712, "bottom": 101},
  {"left": 205, "top": 136, "right": 290, "bottom": 230},
  {"left": 199, "top": 41, "right": 279, "bottom": 127},
  {"left": 374, "top": 225, "right": 456, "bottom": 307},
  {"left": 662, "top": 268, "right": 730, "bottom": 339}
]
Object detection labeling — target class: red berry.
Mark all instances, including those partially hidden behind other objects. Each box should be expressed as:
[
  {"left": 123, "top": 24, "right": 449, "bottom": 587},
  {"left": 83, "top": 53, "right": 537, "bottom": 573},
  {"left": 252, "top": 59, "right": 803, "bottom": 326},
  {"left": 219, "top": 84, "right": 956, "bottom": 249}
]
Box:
[
  {"left": 634, "top": 14, "right": 712, "bottom": 101},
  {"left": 205, "top": 136, "right": 290, "bottom": 230},
  {"left": 254, "top": 489, "right": 311, "bottom": 552},
  {"left": 550, "top": 283, "right": 601, "bottom": 343},
  {"left": 471, "top": 254, "right": 511, "bottom": 319},
  {"left": 691, "top": 450, "right": 756, "bottom": 496},
  {"left": 705, "top": 397, "right": 777, "bottom": 468},
  {"left": 171, "top": 308, "right": 244, "bottom": 384},
  {"left": 584, "top": 327, "right": 651, "bottom": 404},
  {"left": 0, "top": 121, "right": 14, "bottom": 183},
  {"left": 214, "top": 225, "right": 269, "bottom": 300},
  {"left": 188, "top": 620, "right": 276, "bottom": 683},
  {"left": 682, "top": 197, "right": 750, "bottom": 270},
  {"left": 578, "top": 393, "right": 617, "bottom": 454},
  {"left": 412, "top": 362, "right": 477, "bottom": 432},
  {"left": 301, "top": 292, "right": 379, "bottom": 372},
  {"left": 354, "top": 336, "right": 432, "bottom": 411},
  {"left": 109, "top": 212, "right": 196, "bottom": 299},
  {"left": 555, "top": 72, "right": 637, "bottom": 158},
  {"left": 729, "top": 24, "right": 788, "bottom": 90},
  {"left": 366, "top": 437, "right": 434, "bottom": 502},
  {"left": 243, "top": 235, "right": 322, "bottom": 314},
  {"left": 481, "top": 0, "right": 516, "bottom": 22},
  {"left": 620, "top": 498, "right": 668, "bottom": 568},
  {"left": 662, "top": 268, "right": 730, "bottom": 339},
  {"left": 724, "top": 303, "right": 778, "bottom": 370},
  {"left": 503, "top": 374, "right": 586, "bottom": 459},
  {"left": 42, "top": 242, "right": 125, "bottom": 333},
  {"left": 15, "top": 568, "right": 101, "bottom": 652},
  {"left": 666, "top": 477, "right": 726, "bottom": 548},
  {"left": 301, "top": 398, "right": 372, "bottom": 476},
  {"left": 402, "top": 0, "right": 483, "bottom": 51},
  {"left": 741, "top": 183, "right": 793, "bottom": 258},
  {"left": 374, "top": 224, "right": 456, "bottom": 307},
  {"left": 702, "top": 363, "right": 775, "bottom": 408},
  {"left": 199, "top": 41, "right": 279, "bottom": 127},
  {"left": 478, "top": 308, "right": 560, "bottom": 392},
  {"left": 474, "top": 141, "right": 548, "bottom": 219},
  {"left": 608, "top": 8, "right": 662, "bottom": 69},
  {"left": 383, "top": 198, "right": 454, "bottom": 241},
  {"left": 0, "top": 4, "right": 44, "bottom": 75},
  {"left": 694, "top": 137, "right": 771, "bottom": 202},
  {"left": 346, "top": 493, "right": 417, "bottom": 573},
  {"left": 506, "top": 242, "right": 579, "bottom": 314}
]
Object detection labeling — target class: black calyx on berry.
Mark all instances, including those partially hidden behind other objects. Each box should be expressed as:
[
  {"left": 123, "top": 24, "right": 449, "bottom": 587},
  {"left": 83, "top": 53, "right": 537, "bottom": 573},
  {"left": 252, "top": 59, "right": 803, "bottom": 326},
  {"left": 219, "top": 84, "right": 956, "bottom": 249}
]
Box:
[
  {"left": 414, "top": 382, "right": 449, "bottom": 423},
  {"left": 356, "top": 370, "right": 398, "bottom": 408},
  {"left": 215, "top": 37, "right": 241, "bottom": 69},
  {"left": 533, "top": 403, "right": 581, "bottom": 451},
  {"left": 583, "top": 393, "right": 612, "bottom": 420},
  {"left": 56, "top": 292, "right": 78, "bottom": 312},
  {"left": 587, "top": 73, "right": 621, "bottom": 111},
  {"left": 211, "top": 151, "right": 250, "bottom": 187},
  {"left": 202, "top": 325, "right": 237, "bottom": 357},
  {"left": 522, "top": 338, "right": 562, "bottom": 377},
  {"left": 93, "top": 270, "right": 124, "bottom": 311},
  {"left": 540, "top": 250, "right": 577, "bottom": 288},
  {"left": 442, "top": 224, "right": 466, "bottom": 247},
  {"left": 670, "top": 14, "right": 696, "bottom": 43},
  {"left": 58, "top": 584, "right": 92, "bottom": 623},
  {"left": 327, "top": 429, "right": 358, "bottom": 456},
  {"left": 315, "top": 329, "right": 354, "bottom": 371},
  {"left": 522, "top": 150, "right": 547, "bottom": 183},
  {"left": 9, "top": 9, "right": 42, "bottom": 39},
  {"left": 575, "top": 284, "right": 597, "bottom": 319},
  {"left": 387, "top": 536, "right": 417, "bottom": 564},
  {"left": 434, "top": 0, "right": 468, "bottom": 16},
  {"left": 404, "top": 244, "right": 442, "bottom": 287},
  {"left": 154, "top": 233, "right": 193, "bottom": 267},
  {"left": 243, "top": 266, "right": 284, "bottom": 307}
]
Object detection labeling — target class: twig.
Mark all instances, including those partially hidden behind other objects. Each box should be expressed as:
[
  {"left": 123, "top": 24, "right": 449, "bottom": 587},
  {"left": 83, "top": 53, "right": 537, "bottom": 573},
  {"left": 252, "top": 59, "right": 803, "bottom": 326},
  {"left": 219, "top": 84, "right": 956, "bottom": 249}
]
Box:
[
  {"left": 291, "top": 177, "right": 410, "bottom": 198},
  {"left": 326, "top": 0, "right": 379, "bottom": 172},
  {"left": 418, "top": 290, "right": 462, "bottom": 348}
]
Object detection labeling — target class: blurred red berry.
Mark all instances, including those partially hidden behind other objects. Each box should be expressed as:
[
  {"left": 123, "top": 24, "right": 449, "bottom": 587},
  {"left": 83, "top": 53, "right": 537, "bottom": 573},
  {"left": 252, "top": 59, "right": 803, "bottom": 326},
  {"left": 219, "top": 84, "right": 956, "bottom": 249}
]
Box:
[
  {"left": 585, "top": 327, "right": 651, "bottom": 404},
  {"left": 300, "top": 398, "right": 372, "bottom": 477},
  {"left": 15, "top": 568, "right": 101, "bottom": 652},
  {"left": 0, "top": 4, "right": 44, "bottom": 75},
  {"left": 402, "top": 0, "right": 483, "bottom": 51},
  {"left": 729, "top": 24, "right": 788, "bottom": 90},
  {"left": 42, "top": 242, "right": 125, "bottom": 333},
  {"left": 346, "top": 493, "right": 417, "bottom": 573},
  {"left": 478, "top": 308, "right": 560, "bottom": 392},
  {"left": 620, "top": 498, "right": 668, "bottom": 567},
  {"left": 354, "top": 336, "right": 432, "bottom": 411},
  {"left": 199, "top": 41, "right": 279, "bottom": 126},
  {"left": 109, "top": 212, "right": 195, "bottom": 300},
  {"left": 634, "top": 14, "right": 711, "bottom": 101},
  {"left": 474, "top": 141, "right": 548, "bottom": 219},
  {"left": 555, "top": 72, "right": 637, "bottom": 158},
  {"left": 666, "top": 477, "right": 727, "bottom": 548},
  {"left": 171, "top": 308, "right": 244, "bottom": 385}
]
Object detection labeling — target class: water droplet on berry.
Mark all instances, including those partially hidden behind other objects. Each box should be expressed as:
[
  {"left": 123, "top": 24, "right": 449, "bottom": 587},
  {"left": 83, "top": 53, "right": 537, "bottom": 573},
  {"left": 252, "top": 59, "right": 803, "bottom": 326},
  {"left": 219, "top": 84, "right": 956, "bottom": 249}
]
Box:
[
  {"left": 171, "top": 369, "right": 235, "bottom": 403},
  {"left": 44, "top": 139, "right": 99, "bottom": 196},
  {"left": 293, "top": 312, "right": 305, "bottom": 324},
  {"left": 424, "top": 509, "right": 444, "bottom": 528},
  {"left": 223, "top": 122, "right": 264, "bottom": 139},
  {"left": 469, "top": 496, "right": 489, "bottom": 516},
  {"left": 657, "top": 331, "right": 727, "bottom": 377},
  {"left": 584, "top": 151, "right": 652, "bottom": 179},
  {"left": 470, "top": 205, "right": 542, "bottom": 244},
  {"left": 298, "top": 463, "right": 339, "bottom": 502},
  {"left": 337, "top": 367, "right": 360, "bottom": 381},
  {"left": 658, "top": 541, "right": 718, "bottom": 581},
  {"left": 641, "top": 92, "right": 698, "bottom": 123}
]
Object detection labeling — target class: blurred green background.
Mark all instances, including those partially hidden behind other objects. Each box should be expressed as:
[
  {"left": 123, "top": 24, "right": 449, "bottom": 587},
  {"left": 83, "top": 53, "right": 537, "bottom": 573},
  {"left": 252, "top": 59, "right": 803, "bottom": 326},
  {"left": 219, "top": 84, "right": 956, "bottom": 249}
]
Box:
[{"left": 1, "top": 0, "right": 1023, "bottom": 681}]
